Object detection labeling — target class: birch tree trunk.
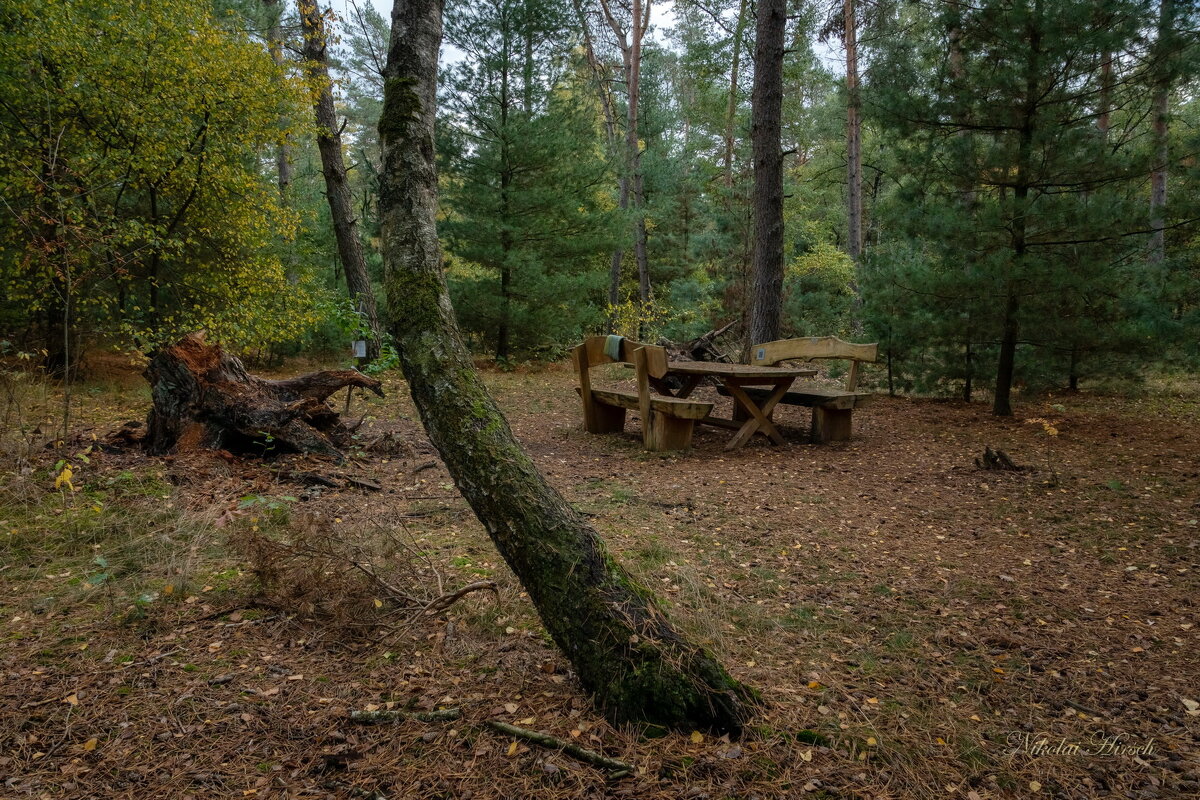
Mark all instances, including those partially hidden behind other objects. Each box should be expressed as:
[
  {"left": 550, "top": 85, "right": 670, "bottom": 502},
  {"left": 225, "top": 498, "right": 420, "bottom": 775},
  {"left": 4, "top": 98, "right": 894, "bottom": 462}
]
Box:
[
  {"left": 747, "top": 0, "right": 787, "bottom": 347},
  {"left": 299, "top": 0, "right": 383, "bottom": 361},
  {"left": 378, "top": 0, "right": 757, "bottom": 734}
]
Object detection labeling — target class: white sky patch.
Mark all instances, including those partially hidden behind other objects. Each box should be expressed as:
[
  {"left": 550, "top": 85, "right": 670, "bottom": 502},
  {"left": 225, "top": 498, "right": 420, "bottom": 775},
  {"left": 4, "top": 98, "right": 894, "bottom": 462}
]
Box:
[{"left": 325, "top": 0, "right": 844, "bottom": 74}]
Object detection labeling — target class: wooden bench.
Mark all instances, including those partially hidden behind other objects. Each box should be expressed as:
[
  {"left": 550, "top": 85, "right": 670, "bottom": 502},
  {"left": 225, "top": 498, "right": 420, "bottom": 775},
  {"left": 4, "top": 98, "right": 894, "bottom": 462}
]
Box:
[
  {"left": 718, "top": 336, "right": 877, "bottom": 443},
  {"left": 572, "top": 336, "right": 713, "bottom": 451}
]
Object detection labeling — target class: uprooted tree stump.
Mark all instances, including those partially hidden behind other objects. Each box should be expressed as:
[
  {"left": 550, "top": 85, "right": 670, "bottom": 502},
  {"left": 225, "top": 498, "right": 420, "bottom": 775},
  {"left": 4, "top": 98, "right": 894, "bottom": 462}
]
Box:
[{"left": 143, "top": 332, "right": 383, "bottom": 459}]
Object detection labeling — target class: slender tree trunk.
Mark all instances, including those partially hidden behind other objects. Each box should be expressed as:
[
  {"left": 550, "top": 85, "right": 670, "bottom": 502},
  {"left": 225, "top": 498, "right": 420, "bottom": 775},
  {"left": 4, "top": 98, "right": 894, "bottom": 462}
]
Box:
[
  {"left": 747, "top": 0, "right": 787, "bottom": 347},
  {"left": 844, "top": 0, "right": 862, "bottom": 261},
  {"left": 379, "top": 0, "right": 756, "bottom": 734},
  {"left": 497, "top": 32, "right": 514, "bottom": 360},
  {"left": 571, "top": 0, "right": 624, "bottom": 324},
  {"left": 1149, "top": 0, "right": 1174, "bottom": 265},
  {"left": 599, "top": 0, "right": 652, "bottom": 322},
  {"left": 722, "top": 0, "right": 749, "bottom": 191},
  {"left": 949, "top": 14, "right": 975, "bottom": 402},
  {"left": 993, "top": 0, "right": 1041, "bottom": 417},
  {"left": 721, "top": 0, "right": 752, "bottom": 332},
  {"left": 1097, "top": 50, "right": 1113, "bottom": 137},
  {"left": 263, "top": 0, "right": 293, "bottom": 195},
  {"left": 629, "top": 0, "right": 650, "bottom": 310},
  {"left": 299, "top": 0, "right": 382, "bottom": 361}
]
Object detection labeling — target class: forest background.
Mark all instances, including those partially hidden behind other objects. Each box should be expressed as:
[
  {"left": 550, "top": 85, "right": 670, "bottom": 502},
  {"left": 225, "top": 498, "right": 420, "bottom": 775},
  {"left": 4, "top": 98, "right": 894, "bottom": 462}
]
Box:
[{"left": 2, "top": 0, "right": 1197, "bottom": 413}]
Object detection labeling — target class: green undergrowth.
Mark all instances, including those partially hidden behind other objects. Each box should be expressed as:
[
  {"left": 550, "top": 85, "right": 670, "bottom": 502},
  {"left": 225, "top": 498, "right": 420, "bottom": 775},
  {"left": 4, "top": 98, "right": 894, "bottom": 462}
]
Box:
[{"left": 0, "top": 465, "right": 223, "bottom": 614}]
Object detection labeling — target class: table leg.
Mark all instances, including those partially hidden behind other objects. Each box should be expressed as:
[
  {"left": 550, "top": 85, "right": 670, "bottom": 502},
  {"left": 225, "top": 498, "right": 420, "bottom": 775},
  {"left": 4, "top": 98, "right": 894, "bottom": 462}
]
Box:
[
  {"left": 674, "top": 374, "right": 704, "bottom": 399},
  {"left": 723, "top": 379, "right": 793, "bottom": 449},
  {"left": 654, "top": 373, "right": 703, "bottom": 399}
]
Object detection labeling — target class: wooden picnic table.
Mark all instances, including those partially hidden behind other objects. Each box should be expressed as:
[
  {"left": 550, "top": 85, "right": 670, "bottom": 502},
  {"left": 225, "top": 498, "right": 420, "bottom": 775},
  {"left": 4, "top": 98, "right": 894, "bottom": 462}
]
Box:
[{"left": 653, "top": 361, "right": 817, "bottom": 450}]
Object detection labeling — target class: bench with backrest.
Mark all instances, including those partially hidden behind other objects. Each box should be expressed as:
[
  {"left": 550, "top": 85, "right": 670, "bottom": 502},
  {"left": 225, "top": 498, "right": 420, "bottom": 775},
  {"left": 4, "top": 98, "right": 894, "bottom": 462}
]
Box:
[
  {"left": 572, "top": 336, "right": 713, "bottom": 451},
  {"left": 718, "top": 336, "right": 877, "bottom": 442}
]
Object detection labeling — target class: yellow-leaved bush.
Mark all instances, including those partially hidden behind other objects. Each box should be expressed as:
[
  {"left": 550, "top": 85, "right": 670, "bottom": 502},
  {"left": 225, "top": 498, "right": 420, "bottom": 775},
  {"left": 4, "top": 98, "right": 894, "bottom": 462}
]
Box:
[{"left": 0, "top": 0, "right": 324, "bottom": 354}]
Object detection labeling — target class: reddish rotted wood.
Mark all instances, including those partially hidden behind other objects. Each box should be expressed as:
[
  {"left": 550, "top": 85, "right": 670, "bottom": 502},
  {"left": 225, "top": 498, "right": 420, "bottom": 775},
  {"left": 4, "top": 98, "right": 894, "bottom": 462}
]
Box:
[{"left": 142, "top": 332, "right": 383, "bottom": 459}]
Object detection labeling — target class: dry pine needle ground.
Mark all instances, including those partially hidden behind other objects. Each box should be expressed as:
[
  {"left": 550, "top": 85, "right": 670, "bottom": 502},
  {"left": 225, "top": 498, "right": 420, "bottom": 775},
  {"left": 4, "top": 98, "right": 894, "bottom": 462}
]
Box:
[{"left": 1, "top": 363, "right": 1197, "bottom": 799}]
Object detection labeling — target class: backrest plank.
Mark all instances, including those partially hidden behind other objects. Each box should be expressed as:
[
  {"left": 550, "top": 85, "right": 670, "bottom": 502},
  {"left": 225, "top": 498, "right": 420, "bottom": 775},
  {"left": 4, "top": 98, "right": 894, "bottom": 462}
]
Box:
[
  {"left": 751, "top": 336, "right": 878, "bottom": 367},
  {"left": 577, "top": 336, "right": 668, "bottom": 378}
]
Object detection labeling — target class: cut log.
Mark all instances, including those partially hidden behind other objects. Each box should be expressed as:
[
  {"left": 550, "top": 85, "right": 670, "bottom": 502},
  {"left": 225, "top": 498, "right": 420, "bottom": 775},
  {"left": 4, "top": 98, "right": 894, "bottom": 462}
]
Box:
[{"left": 142, "top": 332, "right": 383, "bottom": 459}]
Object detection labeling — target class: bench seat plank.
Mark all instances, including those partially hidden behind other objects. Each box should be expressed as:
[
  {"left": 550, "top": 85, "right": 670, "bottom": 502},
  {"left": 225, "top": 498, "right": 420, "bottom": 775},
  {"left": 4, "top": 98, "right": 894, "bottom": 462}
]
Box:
[{"left": 576, "top": 387, "right": 713, "bottom": 419}]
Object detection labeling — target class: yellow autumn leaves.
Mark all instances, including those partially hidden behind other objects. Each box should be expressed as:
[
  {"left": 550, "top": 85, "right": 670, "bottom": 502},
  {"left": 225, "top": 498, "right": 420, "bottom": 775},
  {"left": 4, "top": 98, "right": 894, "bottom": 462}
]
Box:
[
  {"left": 54, "top": 463, "right": 75, "bottom": 492},
  {"left": 1, "top": 0, "right": 324, "bottom": 354}
]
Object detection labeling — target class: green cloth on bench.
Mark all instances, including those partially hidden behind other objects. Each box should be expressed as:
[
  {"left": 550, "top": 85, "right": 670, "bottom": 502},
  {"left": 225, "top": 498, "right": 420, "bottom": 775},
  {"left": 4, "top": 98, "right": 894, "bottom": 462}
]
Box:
[{"left": 604, "top": 334, "right": 624, "bottom": 361}]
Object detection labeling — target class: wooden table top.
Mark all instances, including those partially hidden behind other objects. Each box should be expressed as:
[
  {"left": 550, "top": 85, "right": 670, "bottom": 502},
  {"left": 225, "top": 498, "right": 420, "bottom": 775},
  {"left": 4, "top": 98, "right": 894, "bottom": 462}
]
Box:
[{"left": 665, "top": 361, "right": 817, "bottom": 379}]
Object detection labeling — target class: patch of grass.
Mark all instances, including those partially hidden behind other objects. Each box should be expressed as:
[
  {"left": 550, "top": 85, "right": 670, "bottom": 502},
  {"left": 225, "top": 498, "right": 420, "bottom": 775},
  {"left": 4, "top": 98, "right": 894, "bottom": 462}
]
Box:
[
  {"left": 778, "top": 605, "right": 823, "bottom": 632},
  {"left": 632, "top": 536, "right": 675, "bottom": 568},
  {"left": 885, "top": 629, "right": 917, "bottom": 651},
  {"left": 0, "top": 468, "right": 218, "bottom": 606}
]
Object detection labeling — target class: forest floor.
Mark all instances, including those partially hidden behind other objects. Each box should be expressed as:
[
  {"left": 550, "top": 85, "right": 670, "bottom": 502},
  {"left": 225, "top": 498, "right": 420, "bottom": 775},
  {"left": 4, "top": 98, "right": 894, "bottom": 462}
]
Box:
[{"left": 1, "top": 357, "right": 1198, "bottom": 800}]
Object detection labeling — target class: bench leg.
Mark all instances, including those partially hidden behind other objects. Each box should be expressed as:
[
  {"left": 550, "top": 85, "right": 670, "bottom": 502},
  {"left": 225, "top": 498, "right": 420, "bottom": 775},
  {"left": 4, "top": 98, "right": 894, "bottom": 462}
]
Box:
[
  {"left": 812, "top": 406, "right": 852, "bottom": 443},
  {"left": 646, "top": 412, "right": 696, "bottom": 451},
  {"left": 585, "top": 403, "right": 626, "bottom": 434}
]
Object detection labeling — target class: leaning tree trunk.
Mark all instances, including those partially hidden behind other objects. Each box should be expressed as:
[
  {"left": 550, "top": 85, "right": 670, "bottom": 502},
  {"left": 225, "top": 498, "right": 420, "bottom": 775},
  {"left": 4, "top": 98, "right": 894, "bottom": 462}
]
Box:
[
  {"left": 747, "top": 0, "right": 787, "bottom": 349},
  {"left": 299, "top": 0, "right": 383, "bottom": 361},
  {"left": 379, "top": 0, "right": 756, "bottom": 734},
  {"left": 143, "top": 332, "right": 382, "bottom": 458}
]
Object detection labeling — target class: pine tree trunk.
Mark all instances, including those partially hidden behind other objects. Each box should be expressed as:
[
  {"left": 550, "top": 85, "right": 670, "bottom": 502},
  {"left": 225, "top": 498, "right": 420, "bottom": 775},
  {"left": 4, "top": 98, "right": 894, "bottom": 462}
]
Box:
[
  {"left": 571, "top": 0, "right": 624, "bottom": 325},
  {"left": 1149, "top": 0, "right": 1174, "bottom": 265},
  {"left": 629, "top": 0, "right": 651, "bottom": 312},
  {"left": 498, "top": 38, "right": 513, "bottom": 361},
  {"left": 993, "top": 290, "right": 1019, "bottom": 417},
  {"left": 599, "top": 0, "right": 652, "bottom": 324},
  {"left": 378, "top": 0, "right": 756, "bottom": 734},
  {"left": 993, "top": 0, "right": 1041, "bottom": 417},
  {"left": 299, "top": 0, "right": 382, "bottom": 362},
  {"left": 844, "top": 0, "right": 862, "bottom": 261},
  {"left": 1097, "top": 50, "right": 1113, "bottom": 137},
  {"left": 747, "top": 0, "right": 787, "bottom": 347},
  {"left": 949, "top": 14, "right": 975, "bottom": 402}
]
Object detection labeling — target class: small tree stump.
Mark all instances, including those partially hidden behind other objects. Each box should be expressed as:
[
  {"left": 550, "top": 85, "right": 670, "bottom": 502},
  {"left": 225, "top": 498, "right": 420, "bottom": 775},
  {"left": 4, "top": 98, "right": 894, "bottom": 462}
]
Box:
[
  {"left": 143, "top": 332, "right": 383, "bottom": 459},
  {"left": 975, "top": 445, "right": 1022, "bottom": 471}
]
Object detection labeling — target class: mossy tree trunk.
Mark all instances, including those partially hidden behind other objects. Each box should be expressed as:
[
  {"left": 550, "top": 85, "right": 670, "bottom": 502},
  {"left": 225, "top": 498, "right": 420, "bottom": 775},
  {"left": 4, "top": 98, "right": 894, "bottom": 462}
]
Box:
[{"left": 377, "top": 0, "right": 757, "bottom": 734}]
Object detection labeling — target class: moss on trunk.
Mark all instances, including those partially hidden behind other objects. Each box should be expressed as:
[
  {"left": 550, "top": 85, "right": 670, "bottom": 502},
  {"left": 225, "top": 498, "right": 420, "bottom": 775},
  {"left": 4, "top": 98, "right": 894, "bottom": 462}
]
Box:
[{"left": 378, "top": 0, "right": 757, "bottom": 734}]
